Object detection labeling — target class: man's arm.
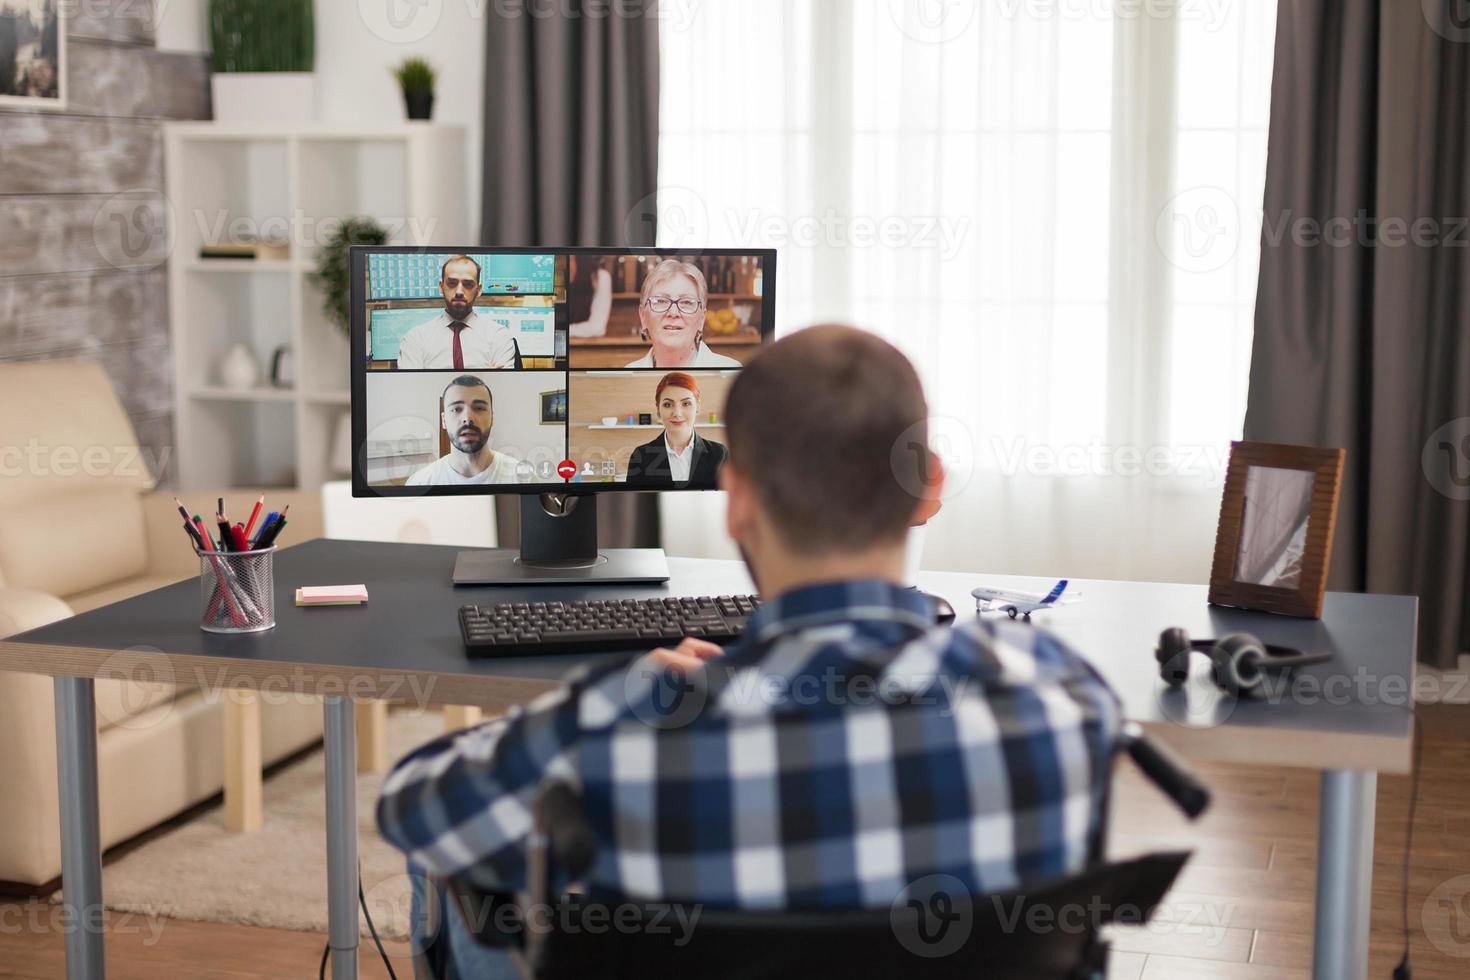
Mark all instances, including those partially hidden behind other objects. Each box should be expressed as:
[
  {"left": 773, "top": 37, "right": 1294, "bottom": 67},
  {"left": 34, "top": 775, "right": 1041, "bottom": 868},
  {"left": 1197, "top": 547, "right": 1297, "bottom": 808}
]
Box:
[
  {"left": 376, "top": 686, "right": 581, "bottom": 891},
  {"left": 396, "top": 328, "right": 425, "bottom": 369},
  {"left": 491, "top": 328, "right": 518, "bottom": 369}
]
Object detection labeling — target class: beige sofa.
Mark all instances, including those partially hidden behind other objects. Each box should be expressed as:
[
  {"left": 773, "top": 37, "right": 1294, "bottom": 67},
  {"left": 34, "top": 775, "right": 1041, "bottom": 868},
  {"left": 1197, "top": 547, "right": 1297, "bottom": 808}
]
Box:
[{"left": 0, "top": 360, "right": 325, "bottom": 888}]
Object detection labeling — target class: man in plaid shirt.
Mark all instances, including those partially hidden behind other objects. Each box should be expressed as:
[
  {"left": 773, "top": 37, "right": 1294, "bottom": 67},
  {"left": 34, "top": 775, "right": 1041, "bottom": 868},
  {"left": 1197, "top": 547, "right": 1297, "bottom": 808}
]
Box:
[{"left": 379, "top": 325, "right": 1122, "bottom": 975}]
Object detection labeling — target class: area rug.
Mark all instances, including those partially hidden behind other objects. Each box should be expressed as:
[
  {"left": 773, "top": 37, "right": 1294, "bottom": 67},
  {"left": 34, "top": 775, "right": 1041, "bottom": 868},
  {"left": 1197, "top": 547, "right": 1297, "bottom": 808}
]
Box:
[{"left": 56, "top": 708, "right": 450, "bottom": 940}]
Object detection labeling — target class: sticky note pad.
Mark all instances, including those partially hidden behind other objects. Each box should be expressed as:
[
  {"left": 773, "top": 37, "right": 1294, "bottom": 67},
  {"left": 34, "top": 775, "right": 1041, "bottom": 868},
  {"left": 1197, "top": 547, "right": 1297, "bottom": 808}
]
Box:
[
  {"left": 301, "top": 585, "right": 368, "bottom": 602},
  {"left": 296, "top": 585, "right": 369, "bottom": 606}
]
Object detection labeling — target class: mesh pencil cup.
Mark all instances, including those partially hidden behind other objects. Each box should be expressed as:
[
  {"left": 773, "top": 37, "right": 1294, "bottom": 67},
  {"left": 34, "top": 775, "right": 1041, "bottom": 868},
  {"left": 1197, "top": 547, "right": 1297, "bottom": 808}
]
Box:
[{"left": 197, "top": 547, "right": 276, "bottom": 633}]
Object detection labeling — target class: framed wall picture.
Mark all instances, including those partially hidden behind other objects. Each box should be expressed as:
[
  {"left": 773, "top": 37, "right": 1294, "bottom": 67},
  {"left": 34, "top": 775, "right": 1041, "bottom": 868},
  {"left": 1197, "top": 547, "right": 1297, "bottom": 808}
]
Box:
[
  {"left": 0, "top": 1, "right": 66, "bottom": 110},
  {"left": 1208, "top": 441, "right": 1346, "bottom": 618},
  {"left": 540, "top": 388, "right": 567, "bottom": 425}
]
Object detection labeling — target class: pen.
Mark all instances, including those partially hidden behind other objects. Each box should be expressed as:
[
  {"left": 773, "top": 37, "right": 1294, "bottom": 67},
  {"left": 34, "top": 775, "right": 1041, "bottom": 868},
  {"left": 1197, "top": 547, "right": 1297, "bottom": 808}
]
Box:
[
  {"left": 257, "top": 516, "right": 289, "bottom": 549},
  {"left": 243, "top": 493, "right": 266, "bottom": 540},
  {"left": 251, "top": 511, "right": 280, "bottom": 547},
  {"left": 193, "top": 519, "right": 248, "bottom": 627}
]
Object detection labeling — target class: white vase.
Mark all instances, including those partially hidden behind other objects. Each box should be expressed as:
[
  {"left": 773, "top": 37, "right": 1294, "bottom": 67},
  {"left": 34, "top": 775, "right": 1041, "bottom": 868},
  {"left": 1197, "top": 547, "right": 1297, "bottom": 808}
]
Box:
[
  {"left": 220, "top": 343, "right": 261, "bottom": 390},
  {"left": 211, "top": 73, "right": 317, "bottom": 124}
]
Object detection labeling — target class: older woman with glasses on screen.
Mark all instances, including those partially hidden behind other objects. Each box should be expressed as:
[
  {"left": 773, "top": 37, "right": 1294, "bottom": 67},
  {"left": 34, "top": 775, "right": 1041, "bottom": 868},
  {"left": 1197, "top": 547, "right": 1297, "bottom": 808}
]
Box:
[{"left": 625, "top": 259, "right": 743, "bottom": 368}]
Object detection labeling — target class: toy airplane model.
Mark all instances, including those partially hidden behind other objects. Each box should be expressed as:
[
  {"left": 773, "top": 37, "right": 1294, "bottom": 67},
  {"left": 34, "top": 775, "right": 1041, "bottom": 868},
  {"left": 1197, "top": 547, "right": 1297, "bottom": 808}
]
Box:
[{"left": 971, "top": 580, "right": 1071, "bottom": 620}]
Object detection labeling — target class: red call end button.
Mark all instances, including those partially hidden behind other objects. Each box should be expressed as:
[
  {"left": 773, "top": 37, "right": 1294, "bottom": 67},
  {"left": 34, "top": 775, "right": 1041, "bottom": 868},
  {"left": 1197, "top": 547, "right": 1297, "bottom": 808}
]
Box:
[{"left": 556, "top": 459, "right": 577, "bottom": 480}]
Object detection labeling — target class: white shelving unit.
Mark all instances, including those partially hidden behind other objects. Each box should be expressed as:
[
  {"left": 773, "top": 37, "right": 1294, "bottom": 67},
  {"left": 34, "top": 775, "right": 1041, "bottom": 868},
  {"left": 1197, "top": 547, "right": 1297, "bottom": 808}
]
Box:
[{"left": 164, "top": 123, "right": 468, "bottom": 489}]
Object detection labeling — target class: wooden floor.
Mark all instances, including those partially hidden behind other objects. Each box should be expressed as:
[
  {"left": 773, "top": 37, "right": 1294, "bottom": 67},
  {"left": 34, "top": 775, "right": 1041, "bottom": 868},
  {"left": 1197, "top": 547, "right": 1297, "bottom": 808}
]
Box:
[{"left": 0, "top": 703, "right": 1465, "bottom": 978}]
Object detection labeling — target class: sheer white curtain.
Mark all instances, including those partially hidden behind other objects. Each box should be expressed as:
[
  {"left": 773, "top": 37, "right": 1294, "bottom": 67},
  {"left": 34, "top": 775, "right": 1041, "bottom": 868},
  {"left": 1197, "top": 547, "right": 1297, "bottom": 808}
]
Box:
[{"left": 657, "top": 0, "right": 1277, "bottom": 582}]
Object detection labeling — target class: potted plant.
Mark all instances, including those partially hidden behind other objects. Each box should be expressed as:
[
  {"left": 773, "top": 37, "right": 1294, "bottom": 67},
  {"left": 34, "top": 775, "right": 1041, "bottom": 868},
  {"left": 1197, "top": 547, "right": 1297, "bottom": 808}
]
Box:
[
  {"left": 393, "top": 57, "right": 437, "bottom": 121},
  {"left": 209, "top": 0, "right": 315, "bottom": 123},
  {"left": 310, "top": 218, "right": 389, "bottom": 336}
]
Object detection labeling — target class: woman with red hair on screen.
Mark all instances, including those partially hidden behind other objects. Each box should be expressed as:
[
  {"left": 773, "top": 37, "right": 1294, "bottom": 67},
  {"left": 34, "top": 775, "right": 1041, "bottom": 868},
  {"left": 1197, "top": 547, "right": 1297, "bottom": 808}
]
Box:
[{"left": 625, "top": 372, "right": 728, "bottom": 488}]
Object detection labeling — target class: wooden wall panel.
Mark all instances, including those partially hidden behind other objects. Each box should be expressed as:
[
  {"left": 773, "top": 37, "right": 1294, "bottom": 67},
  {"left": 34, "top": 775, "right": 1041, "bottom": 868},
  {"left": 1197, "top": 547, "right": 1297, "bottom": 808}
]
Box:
[
  {"left": 68, "top": 3, "right": 157, "bottom": 45},
  {"left": 0, "top": 194, "right": 170, "bottom": 277},
  {"left": 0, "top": 2, "right": 208, "bottom": 492},
  {"left": 0, "top": 270, "right": 166, "bottom": 358},
  {"left": 0, "top": 116, "right": 163, "bottom": 194},
  {"left": 67, "top": 41, "right": 212, "bottom": 121}
]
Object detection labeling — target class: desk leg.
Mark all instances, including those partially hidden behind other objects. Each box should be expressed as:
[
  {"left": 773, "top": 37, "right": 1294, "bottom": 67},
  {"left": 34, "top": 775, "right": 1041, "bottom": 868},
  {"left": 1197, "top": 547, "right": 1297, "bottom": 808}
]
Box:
[
  {"left": 324, "top": 696, "right": 359, "bottom": 979},
  {"left": 54, "top": 677, "right": 105, "bottom": 980},
  {"left": 1313, "top": 769, "right": 1376, "bottom": 980}
]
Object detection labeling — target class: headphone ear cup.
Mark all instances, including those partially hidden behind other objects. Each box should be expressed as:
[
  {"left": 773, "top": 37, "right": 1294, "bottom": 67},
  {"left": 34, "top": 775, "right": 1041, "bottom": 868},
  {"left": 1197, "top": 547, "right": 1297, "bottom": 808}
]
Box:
[
  {"left": 1212, "top": 633, "right": 1266, "bottom": 696},
  {"left": 1156, "top": 628, "right": 1192, "bottom": 686},
  {"left": 1156, "top": 627, "right": 1191, "bottom": 665}
]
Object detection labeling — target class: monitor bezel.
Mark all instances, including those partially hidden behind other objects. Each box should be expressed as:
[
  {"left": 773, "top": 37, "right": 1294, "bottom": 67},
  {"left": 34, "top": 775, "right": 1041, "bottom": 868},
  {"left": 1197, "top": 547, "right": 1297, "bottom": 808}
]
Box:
[{"left": 350, "top": 244, "right": 778, "bottom": 498}]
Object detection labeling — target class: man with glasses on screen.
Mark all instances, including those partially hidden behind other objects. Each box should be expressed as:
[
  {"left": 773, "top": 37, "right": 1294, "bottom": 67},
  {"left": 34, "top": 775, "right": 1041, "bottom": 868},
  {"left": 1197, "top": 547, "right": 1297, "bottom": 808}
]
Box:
[
  {"left": 405, "top": 375, "right": 527, "bottom": 486},
  {"left": 396, "top": 255, "right": 519, "bottom": 370}
]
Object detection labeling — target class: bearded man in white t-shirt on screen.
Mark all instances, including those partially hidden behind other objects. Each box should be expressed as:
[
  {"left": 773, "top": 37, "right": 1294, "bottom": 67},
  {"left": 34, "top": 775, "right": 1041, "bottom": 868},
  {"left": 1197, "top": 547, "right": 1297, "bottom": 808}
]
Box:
[
  {"left": 406, "top": 376, "right": 526, "bottom": 487},
  {"left": 395, "top": 255, "right": 519, "bottom": 370}
]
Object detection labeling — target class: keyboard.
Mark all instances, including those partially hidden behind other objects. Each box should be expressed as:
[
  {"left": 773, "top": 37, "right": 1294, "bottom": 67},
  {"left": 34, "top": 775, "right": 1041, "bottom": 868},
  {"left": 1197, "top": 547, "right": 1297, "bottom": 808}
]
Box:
[{"left": 458, "top": 594, "right": 760, "bottom": 656}]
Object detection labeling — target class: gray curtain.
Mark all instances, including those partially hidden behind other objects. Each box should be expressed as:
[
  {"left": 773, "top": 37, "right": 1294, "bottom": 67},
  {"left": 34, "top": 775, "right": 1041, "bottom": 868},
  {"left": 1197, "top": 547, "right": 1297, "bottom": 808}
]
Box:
[
  {"left": 480, "top": 2, "right": 662, "bottom": 549},
  {"left": 1245, "top": 1, "right": 1470, "bottom": 668}
]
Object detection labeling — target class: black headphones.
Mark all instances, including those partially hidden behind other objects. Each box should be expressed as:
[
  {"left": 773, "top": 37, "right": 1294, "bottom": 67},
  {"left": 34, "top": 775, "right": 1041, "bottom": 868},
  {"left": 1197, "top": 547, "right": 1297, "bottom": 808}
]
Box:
[{"left": 1155, "top": 627, "right": 1332, "bottom": 698}]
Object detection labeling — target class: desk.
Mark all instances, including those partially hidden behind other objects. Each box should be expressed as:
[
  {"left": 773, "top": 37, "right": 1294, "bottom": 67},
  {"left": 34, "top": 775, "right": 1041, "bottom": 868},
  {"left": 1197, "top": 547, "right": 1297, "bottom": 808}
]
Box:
[{"left": 0, "top": 540, "right": 1415, "bottom": 980}]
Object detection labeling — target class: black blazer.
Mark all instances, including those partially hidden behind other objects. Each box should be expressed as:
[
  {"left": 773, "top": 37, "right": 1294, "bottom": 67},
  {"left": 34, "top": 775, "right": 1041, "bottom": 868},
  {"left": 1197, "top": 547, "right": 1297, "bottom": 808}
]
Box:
[{"left": 625, "top": 432, "right": 727, "bottom": 489}]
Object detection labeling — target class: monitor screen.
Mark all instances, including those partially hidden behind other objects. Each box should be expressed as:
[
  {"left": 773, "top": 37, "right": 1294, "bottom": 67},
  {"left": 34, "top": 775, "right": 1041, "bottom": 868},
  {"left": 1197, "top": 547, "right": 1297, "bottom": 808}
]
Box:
[{"left": 351, "top": 247, "right": 777, "bottom": 496}]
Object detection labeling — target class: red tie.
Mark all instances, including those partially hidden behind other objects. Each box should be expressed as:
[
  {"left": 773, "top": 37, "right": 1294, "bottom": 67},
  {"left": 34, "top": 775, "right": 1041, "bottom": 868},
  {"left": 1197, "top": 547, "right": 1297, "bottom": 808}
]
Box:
[{"left": 450, "top": 322, "right": 468, "bottom": 370}]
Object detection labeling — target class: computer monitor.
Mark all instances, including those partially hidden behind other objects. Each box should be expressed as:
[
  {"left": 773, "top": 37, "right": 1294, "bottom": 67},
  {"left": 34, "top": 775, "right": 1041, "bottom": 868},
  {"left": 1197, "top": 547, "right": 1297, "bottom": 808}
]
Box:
[{"left": 349, "top": 246, "right": 777, "bottom": 583}]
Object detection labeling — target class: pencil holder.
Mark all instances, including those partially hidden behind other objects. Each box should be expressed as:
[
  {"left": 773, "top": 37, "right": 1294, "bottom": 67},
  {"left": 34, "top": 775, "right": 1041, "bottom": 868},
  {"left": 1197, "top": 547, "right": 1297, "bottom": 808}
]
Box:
[{"left": 197, "top": 547, "right": 276, "bottom": 633}]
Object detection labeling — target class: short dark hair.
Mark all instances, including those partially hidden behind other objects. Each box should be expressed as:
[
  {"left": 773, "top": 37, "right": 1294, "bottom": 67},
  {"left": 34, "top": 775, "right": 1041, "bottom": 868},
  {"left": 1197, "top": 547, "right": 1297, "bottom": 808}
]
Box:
[
  {"left": 441, "top": 254, "right": 481, "bottom": 283},
  {"left": 443, "top": 375, "right": 492, "bottom": 407},
  {"left": 725, "top": 324, "right": 928, "bottom": 554}
]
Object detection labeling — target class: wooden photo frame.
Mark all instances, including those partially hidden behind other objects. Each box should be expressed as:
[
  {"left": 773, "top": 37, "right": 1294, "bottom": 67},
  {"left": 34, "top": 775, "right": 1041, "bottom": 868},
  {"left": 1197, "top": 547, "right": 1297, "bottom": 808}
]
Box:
[
  {"left": 1208, "top": 441, "right": 1345, "bottom": 619},
  {"left": 0, "top": 1, "right": 66, "bottom": 110}
]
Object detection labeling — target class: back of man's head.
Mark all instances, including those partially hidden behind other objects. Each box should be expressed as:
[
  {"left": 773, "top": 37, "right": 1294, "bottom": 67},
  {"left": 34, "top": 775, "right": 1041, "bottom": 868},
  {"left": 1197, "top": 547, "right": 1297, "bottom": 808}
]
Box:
[{"left": 724, "top": 324, "right": 928, "bottom": 554}]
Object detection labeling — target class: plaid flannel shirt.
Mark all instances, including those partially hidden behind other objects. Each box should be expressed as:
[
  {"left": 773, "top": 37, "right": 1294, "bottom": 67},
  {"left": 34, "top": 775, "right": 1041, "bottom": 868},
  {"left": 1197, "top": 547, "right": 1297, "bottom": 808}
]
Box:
[{"left": 377, "top": 579, "right": 1123, "bottom": 908}]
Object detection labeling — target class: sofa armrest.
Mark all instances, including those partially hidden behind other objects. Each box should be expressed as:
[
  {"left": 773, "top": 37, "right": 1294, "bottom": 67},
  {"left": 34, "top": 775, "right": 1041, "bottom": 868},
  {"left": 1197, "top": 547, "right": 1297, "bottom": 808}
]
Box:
[
  {"left": 141, "top": 489, "right": 325, "bottom": 580},
  {"left": 0, "top": 588, "right": 73, "bottom": 639}
]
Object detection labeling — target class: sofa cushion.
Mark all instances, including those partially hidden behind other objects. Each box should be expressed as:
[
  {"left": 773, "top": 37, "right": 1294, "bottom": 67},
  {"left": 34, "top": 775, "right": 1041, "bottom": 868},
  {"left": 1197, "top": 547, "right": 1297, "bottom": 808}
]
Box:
[
  {"left": 65, "top": 573, "right": 192, "bottom": 614},
  {"left": 0, "top": 488, "right": 148, "bottom": 598}
]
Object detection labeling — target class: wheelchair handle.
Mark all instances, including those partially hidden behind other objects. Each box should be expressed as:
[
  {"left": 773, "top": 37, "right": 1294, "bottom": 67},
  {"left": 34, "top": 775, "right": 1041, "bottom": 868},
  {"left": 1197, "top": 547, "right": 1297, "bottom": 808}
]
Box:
[{"left": 1121, "top": 723, "right": 1211, "bottom": 819}]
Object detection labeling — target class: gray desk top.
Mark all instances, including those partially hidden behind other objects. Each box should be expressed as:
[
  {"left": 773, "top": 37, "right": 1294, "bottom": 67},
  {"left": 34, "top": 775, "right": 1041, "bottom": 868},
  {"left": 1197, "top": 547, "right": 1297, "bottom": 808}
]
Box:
[{"left": 2, "top": 538, "right": 1417, "bottom": 773}]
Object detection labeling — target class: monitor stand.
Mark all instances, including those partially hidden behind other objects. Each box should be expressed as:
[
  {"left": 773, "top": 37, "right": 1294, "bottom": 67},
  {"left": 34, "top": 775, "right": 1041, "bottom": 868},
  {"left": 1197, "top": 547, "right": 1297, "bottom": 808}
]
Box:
[{"left": 452, "top": 494, "right": 671, "bottom": 585}]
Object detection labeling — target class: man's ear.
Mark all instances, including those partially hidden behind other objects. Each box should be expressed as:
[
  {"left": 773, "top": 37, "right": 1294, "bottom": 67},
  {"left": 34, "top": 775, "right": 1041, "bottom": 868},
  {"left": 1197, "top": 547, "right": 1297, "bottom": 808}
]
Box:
[
  {"left": 910, "top": 450, "right": 945, "bottom": 527},
  {"left": 719, "top": 462, "right": 747, "bottom": 541}
]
